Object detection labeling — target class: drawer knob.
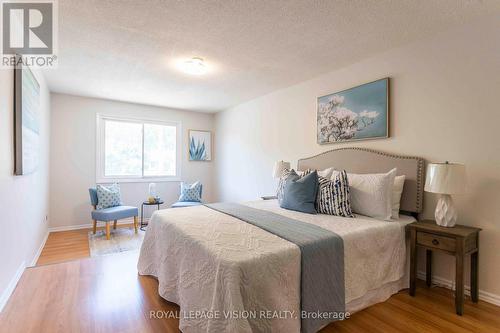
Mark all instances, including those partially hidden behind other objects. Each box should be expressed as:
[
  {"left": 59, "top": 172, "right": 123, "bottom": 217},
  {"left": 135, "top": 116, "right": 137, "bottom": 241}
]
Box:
[{"left": 432, "top": 239, "right": 440, "bottom": 246}]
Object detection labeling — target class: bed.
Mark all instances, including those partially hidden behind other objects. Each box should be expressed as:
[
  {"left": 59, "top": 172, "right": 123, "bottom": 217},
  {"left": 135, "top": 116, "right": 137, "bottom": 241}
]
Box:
[{"left": 138, "top": 148, "right": 425, "bottom": 333}]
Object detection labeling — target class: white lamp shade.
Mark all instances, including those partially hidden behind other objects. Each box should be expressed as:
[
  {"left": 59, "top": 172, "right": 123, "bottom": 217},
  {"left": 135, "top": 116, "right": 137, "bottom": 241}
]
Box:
[
  {"left": 149, "top": 183, "right": 157, "bottom": 197},
  {"left": 424, "top": 163, "right": 466, "bottom": 194},
  {"left": 273, "top": 161, "right": 290, "bottom": 178}
]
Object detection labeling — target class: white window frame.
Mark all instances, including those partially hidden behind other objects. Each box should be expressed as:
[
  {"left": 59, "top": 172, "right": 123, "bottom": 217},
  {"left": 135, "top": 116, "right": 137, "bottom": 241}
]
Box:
[{"left": 96, "top": 114, "right": 182, "bottom": 183}]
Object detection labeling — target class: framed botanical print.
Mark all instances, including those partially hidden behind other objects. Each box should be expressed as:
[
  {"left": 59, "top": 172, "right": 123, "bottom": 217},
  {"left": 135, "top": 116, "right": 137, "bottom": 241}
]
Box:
[
  {"left": 317, "top": 78, "right": 389, "bottom": 144},
  {"left": 189, "top": 130, "right": 212, "bottom": 161}
]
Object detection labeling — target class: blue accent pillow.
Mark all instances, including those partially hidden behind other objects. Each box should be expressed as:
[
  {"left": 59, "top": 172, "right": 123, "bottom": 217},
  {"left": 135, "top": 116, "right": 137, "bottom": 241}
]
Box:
[
  {"left": 279, "top": 170, "right": 318, "bottom": 214},
  {"left": 179, "top": 181, "right": 202, "bottom": 202},
  {"left": 96, "top": 183, "right": 121, "bottom": 209}
]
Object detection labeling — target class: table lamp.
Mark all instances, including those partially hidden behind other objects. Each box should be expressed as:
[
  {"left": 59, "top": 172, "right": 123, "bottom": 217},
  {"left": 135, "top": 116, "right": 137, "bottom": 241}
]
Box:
[
  {"left": 148, "top": 183, "right": 157, "bottom": 203},
  {"left": 273, "top": 160, "right": 290, "bottom": 179},
  {"left": 424, "top": 162, "right": 466, "bottom": 227}
]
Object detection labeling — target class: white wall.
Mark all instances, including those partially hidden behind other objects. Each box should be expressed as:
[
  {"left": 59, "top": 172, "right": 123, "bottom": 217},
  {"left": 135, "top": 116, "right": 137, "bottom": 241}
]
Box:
[
  {"left": 215, "top": 17, "right": 500, "bottom": 298},
  {"left": 49, "top": 94, "right": 215, "bottom": 229},
  {"left": 0, "top": 69, "right": 51, "bottom": 310}
]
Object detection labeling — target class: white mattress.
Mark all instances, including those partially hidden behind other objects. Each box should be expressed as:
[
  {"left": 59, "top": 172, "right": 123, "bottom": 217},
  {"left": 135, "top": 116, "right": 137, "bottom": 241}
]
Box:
[{"left": 138, "top": 200, "right": 415, "bottom": 333}]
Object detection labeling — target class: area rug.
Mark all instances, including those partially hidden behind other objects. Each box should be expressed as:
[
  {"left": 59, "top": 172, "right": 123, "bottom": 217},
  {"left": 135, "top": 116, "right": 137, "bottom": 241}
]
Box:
[{"left": 88, "top": 227, "right": 145, "bottom": 257}]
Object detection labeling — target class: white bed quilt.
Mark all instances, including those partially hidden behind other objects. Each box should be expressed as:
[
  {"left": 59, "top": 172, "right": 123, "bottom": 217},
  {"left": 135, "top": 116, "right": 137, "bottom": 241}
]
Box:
[{"left": 138, "top": 200, "right": 414, "bottom": 333}]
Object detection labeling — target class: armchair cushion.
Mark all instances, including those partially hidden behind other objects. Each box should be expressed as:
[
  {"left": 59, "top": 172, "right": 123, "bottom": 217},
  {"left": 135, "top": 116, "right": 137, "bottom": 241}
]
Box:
[
  {"left": 171, "top": 201, "right": 203, "bottom": 208},
  {"left": 91, "top": 205, "right": 138, "bottom": 221},
  {"left": 178, "top": 181, "right": 202, "bottom": 202},
  {"left": 96, "top": 184, "right": 121, "bottom": 209}
]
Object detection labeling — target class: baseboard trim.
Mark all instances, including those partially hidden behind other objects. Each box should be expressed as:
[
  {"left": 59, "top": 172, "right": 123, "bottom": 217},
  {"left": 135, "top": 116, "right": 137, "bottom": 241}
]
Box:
[
  {"left": 417, "top": 270, "right": 500, "bottom": 306},
  {"left": 30, "top": 230, "right": 50, "bottom": 267},
  {"left": 0, "top": 261, "right": 26, "bottom": 313},
  {"left": 48, "top": 217, "right": 148, "bottom": 232}
]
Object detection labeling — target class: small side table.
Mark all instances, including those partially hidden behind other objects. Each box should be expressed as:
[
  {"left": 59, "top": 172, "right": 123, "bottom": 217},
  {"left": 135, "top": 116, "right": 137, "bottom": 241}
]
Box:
[
  {"left": 409, "top": 220, "right": 481, "bottom": 315},
  {"left": 141, "top": 200, "right": 164, "bottom": 231}
]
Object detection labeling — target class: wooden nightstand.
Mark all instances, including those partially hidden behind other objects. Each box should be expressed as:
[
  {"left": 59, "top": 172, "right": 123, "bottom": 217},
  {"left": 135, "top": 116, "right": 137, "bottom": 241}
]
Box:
[{"left": 409, "top": 220, "right": 481, "bottom": 315}]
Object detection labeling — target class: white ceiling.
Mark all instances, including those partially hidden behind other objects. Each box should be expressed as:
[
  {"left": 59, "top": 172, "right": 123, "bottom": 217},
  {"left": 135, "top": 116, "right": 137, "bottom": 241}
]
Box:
[{"left": 43, "top": 0, "right": 500, "bottom": 113}]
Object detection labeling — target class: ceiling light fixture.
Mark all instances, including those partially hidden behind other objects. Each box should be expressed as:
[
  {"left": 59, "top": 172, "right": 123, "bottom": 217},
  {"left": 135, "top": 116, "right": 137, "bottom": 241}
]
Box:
[{"left": 178, "top": 57, "right": 207, "bottom": 75}]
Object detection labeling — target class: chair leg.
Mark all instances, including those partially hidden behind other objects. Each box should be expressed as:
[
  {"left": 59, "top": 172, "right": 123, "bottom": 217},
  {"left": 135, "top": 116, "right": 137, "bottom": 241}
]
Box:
[
  {"left": 106, "top": 222, "right": 110, "bottom": 240},
  {"left": 134, "top": 216, "right": 138, "bottom": 234},
  {"left": 113, "top": 220, "right": 117, "bottom": 230},
  {"left": 93, "top": 220, "right": 97, "bottom": 234}
]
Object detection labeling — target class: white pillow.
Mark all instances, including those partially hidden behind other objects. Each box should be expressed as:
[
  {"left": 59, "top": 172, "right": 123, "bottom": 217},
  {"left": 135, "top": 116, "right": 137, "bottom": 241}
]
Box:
[
  {"left": 318, "top": 167, "right": 334, "bottom": 179},
  {"left": 392, "top": 175, "right": 406, "bottom": 219},
  {"left": 297, "top": 167, "right": 334, "bottom": 179},
  {"left": 347, "top": 168, "right": 397, "bottom": 221}
]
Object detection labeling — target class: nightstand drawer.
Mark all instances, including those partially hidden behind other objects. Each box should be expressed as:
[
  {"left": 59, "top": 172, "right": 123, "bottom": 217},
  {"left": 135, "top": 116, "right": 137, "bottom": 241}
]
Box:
[{"left": 417, "top": 232, "right": 456, "bottom": 252}]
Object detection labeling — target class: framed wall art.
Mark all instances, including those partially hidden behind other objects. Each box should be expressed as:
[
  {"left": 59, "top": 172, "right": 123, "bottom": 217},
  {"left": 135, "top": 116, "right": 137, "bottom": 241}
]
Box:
[
  {"left": 14, "top": 64, "right": 41, "bottom": 175},
  {"left": 317, "top": 78, "right": 389, "bottom": 144},
  {"left": 189, "top": 130, "right": 212, "bottom": 161}
]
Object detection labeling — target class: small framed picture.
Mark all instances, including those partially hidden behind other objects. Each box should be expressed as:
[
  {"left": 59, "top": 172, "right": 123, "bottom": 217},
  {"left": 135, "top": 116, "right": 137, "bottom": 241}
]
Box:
[{"left": 188, "top": 130, "right": 212, "bottom": 161}]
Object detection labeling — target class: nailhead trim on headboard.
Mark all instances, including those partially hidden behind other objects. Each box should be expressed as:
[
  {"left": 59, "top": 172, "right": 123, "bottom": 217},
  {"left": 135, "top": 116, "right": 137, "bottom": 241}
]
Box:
[{"left": 297, "top": 147, "right": 425, "bottom": 213}]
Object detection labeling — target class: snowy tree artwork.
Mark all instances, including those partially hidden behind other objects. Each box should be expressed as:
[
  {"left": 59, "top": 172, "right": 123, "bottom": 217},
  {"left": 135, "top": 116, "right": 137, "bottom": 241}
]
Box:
[{"left": 317, "top": 78, "right": 389, "bottom": 144}]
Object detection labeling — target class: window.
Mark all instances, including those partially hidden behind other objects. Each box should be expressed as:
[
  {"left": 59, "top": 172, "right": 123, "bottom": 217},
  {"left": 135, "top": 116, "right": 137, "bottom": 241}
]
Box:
[{"left": 96, "top": 115, "right": 181, "bottom": 183}]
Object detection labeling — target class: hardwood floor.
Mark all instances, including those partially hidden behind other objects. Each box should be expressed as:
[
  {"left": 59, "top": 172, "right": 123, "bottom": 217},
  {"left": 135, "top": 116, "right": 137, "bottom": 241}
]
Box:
[
  {"left": 1, "top": 252, "right": 179, "bottom": 333},
  {"left": 1, "top": 230, "right": 498, "bottom": 332},
  {"left": 36, "top": 223, "right": 135, "bottom": 266},
  {"left": 36, "top": 229, "right": 90, "bottom": 265},
  {"left": 325, "top": 286, "right": 500, "bottom": 333}
]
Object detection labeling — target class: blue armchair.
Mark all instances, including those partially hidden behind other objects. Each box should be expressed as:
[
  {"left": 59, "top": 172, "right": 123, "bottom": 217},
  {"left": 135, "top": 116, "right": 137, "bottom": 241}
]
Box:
[{"left": 89, "top": 188, "right": 139, "bottom": 240}]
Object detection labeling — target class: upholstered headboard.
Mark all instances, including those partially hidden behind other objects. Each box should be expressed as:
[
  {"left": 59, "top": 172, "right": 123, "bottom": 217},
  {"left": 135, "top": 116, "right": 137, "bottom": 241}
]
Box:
[{"left": 297, "top": 147, "right": 425, "bottom": 214}]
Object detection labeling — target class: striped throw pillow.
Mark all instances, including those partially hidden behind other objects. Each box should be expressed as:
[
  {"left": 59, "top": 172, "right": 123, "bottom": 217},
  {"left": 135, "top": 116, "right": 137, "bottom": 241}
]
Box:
[
  {"left": 316, "top": 170, "right": 354, "bottom": 217},
  {"left": 277, "top": 169, "right": 297, "bottom": 202}
]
